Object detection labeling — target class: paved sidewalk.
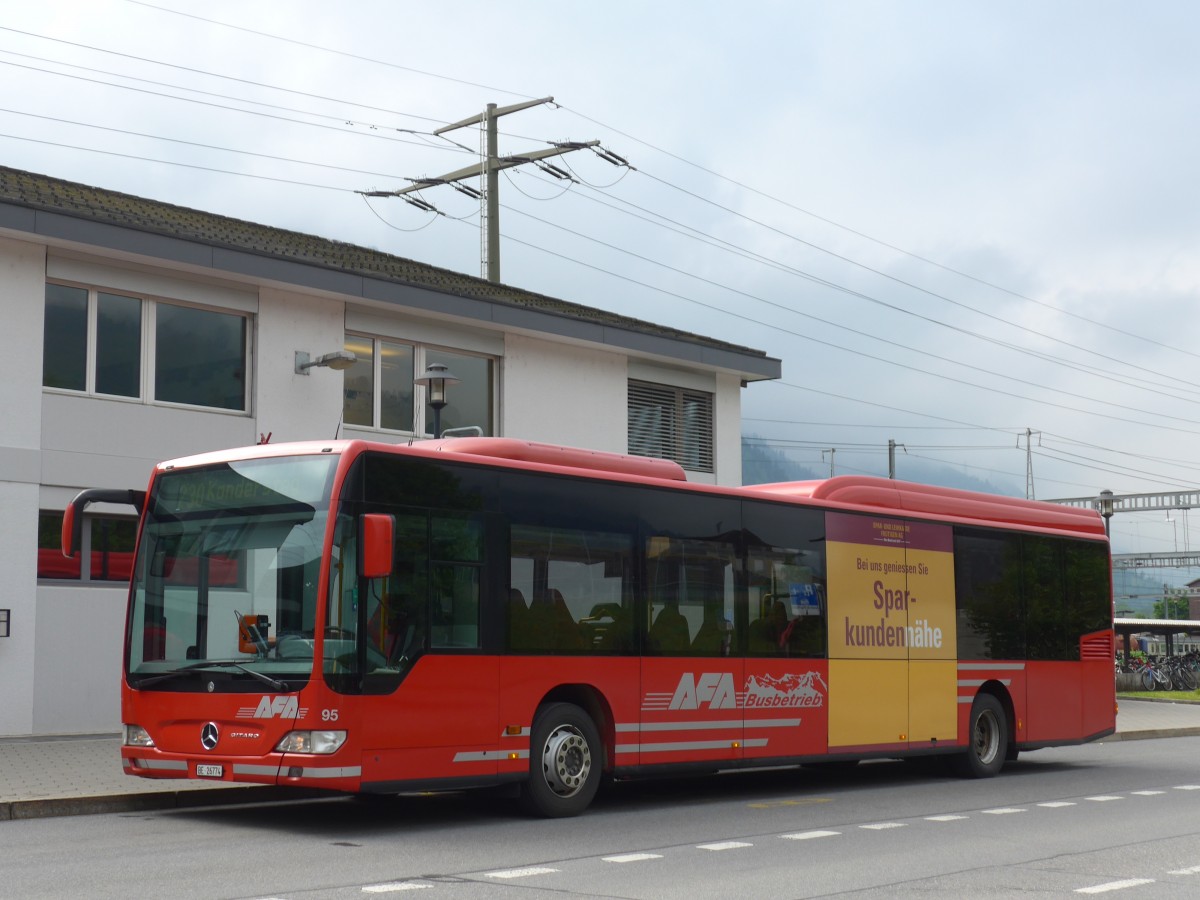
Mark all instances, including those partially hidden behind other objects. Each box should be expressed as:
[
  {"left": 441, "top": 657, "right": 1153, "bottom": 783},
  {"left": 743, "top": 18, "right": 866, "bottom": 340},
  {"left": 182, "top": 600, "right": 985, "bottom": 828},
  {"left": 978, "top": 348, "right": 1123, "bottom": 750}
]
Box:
[
  {"left": 3, "top": 699, "right": 1200, "bottom": 821},
  {"left": 0, "top": 733, "right": 293, "bottom": 821}
]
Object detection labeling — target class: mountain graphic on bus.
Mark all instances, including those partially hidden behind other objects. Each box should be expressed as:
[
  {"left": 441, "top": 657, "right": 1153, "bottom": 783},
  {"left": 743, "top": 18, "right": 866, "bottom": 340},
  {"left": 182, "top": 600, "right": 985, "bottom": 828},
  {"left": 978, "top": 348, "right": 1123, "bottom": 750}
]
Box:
[{"left": 744, "top": 672, "right": 827, "bottom": 709}]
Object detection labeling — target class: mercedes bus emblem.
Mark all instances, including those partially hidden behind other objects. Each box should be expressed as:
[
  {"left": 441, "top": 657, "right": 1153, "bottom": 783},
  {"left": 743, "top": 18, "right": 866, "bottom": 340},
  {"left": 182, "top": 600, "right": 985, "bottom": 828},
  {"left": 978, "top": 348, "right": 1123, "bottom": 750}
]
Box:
[{"left": 201, "top": 722, "right": 220, "bottom": 751}]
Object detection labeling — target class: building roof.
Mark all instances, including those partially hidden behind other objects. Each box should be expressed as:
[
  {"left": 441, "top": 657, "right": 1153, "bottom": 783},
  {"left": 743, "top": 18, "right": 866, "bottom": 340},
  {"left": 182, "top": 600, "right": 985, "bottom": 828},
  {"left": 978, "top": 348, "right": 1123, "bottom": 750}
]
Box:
[
  {"left": 0, "top": 166, "right": 780, "bottom": 381},
  {"left": 1115, "top": 617, "right": 1200, "bottom": 636}
]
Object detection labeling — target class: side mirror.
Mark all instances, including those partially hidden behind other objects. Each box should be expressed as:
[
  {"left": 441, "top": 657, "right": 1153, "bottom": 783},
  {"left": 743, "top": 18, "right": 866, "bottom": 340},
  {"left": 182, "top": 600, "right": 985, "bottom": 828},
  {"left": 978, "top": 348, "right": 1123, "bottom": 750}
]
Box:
[
  {"left": 62, "top": 488, "right": 146, "bottom": 556},
  {"left": 360, "top": 514, "right": 394, "bottom": 579},
  {"left": 61, "top": 501, "right": 80, "bottom": 559}
]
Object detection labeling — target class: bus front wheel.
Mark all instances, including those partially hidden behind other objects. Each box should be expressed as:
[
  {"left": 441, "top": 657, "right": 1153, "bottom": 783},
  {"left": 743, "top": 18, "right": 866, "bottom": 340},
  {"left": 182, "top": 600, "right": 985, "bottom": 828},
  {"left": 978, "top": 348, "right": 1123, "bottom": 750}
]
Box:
[
  {"left": 954, "top": 693, "right": 1007, "bottom": 778},
  {"left": 522, "top": 702, "right": 602, "bottom": 818}
]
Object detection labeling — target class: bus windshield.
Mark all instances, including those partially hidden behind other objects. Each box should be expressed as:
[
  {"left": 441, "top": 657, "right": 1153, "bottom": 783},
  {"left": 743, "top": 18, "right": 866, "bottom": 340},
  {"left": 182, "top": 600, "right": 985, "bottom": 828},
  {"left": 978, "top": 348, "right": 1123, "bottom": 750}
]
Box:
[{"left": 125, "top": 454, "right": 339, "bottom": 691}]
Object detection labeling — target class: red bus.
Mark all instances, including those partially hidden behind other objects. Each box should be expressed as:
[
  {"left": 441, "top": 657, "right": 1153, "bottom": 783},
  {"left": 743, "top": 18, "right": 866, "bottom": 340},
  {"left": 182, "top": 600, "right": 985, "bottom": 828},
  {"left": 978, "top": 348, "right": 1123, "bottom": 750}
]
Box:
[{"left": 64, "top": 437, "right": 1115, "bottom": 817}]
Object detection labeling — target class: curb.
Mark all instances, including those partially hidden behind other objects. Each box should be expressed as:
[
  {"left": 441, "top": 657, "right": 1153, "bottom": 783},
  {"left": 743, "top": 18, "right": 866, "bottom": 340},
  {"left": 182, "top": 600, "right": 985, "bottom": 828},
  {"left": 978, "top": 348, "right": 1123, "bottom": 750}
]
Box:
[
  {"left": 1098, "top": 726, "right": 1200, "bottom": 743},
  {"left": 0, "top": 785, "right": 328, "bottom": 822},
  {"left": 1116, "top": 695, "right": 1200, "bottom": 705}
]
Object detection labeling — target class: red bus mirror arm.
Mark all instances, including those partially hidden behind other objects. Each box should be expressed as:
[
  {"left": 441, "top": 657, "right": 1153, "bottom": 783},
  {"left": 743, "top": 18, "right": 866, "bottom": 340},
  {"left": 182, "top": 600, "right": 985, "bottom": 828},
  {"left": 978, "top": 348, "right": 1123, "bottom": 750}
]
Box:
[
  {"left": 360, "top": 513, "right": 394, "bottom": 579},
  {"left": 61, "top": 489, "right": 147, "bottom": 557}
]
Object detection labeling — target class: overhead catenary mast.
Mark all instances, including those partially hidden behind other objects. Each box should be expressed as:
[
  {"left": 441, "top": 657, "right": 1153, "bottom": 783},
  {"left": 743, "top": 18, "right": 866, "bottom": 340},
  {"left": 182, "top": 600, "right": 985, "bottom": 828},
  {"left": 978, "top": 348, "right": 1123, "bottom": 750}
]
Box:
[{"left": 360, "top": 97, "right": 609, "bottom": 283}]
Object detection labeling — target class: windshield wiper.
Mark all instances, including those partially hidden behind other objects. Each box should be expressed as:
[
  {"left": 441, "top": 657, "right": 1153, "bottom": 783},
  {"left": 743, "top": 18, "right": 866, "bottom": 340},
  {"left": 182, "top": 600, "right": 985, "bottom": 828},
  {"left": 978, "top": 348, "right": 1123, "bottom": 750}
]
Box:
[{"left": 134, "top": 661, "right": 290, "bottom": 692}]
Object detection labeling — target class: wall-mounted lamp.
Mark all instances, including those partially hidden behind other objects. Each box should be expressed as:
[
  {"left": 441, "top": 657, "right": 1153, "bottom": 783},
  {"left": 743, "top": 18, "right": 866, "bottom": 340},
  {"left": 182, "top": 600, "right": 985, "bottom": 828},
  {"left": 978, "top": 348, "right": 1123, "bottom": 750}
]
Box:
[
  {"left": 414, "top": 362, "right": 460, "bottom": 439},
  {"left": 0, "top": 608, "right": 10, "bottom": 638},
  {"left": 295, "top": 350, "right": 357, "bottom": 375}
]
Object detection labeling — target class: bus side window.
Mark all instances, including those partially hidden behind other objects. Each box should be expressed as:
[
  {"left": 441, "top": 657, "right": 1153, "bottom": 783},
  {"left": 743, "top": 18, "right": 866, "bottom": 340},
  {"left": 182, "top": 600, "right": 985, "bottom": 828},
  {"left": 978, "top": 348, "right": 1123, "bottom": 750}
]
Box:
[
  {"left": 508, "top": 588, "right": 534, "bottom": 651},
  {"left": 509, "top": 523, "right": 633, "bottom": 655},
  {"left": 431, "top": 564, "right": 480, "bottom": 649}
]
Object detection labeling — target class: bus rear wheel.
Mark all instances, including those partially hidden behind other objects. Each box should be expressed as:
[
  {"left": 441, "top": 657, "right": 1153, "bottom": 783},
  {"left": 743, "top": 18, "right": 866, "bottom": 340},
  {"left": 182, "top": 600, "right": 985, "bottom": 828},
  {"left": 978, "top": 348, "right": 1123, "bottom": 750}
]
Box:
[
  {"left": 521, "top": 702, "right": 602, "bottom": 818},
  {"left": 954, "top": 693, "right": 1007, "bottom": 778}
]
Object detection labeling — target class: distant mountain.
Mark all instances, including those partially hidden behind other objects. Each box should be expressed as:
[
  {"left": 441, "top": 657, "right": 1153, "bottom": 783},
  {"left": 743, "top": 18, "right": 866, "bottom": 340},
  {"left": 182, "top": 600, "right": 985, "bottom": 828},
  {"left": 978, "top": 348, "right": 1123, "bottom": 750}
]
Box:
[
  {"left": 742, "top": 434, "right": 1017, "bottom": 496},
  {"left": 742, "top": 438, "right": 821, "bottom": 485},
  {"left": 1114, "top": 569, "right": 1190, "bottom": 618}
]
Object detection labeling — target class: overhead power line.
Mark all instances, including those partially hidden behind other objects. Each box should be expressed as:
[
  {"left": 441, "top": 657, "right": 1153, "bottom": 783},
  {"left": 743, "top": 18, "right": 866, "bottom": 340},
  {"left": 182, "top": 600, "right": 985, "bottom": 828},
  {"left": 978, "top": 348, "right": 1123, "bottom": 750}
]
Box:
[
  {"left": 10, "top": 5, "right": 1200, "bottom": 496},
  {"left": 557, "top": 101, "right": 1200, "bottom": 366}
]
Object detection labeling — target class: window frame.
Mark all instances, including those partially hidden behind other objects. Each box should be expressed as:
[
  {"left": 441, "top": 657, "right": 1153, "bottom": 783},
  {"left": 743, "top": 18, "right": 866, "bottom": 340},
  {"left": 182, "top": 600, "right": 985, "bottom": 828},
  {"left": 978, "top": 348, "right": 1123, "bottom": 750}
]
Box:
[
  {"left": 342, "top": 332, "right": 496, "bottom": 437},
  {"left": 42, "top": 281, "right": 252, "bottom": 414},
  {"left": 628, "top": 379, "right": 715, "bottom": 473}
]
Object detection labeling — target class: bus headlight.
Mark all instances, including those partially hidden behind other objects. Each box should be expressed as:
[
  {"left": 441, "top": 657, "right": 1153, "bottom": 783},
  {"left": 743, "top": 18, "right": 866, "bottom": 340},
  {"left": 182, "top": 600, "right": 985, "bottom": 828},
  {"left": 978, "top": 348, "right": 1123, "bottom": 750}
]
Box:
[
  {"left": 275, "top": 730, "right": 347, "bottom": 754},
  {"left": 123, "top": 724, "right": 155, "bottom": 747}
]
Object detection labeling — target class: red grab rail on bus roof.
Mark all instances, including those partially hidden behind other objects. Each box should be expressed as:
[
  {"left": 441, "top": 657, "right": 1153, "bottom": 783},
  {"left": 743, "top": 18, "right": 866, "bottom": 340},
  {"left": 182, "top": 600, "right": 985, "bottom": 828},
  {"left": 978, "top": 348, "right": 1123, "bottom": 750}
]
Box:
[
  {"left": 428, "top": 437, "right": 689, "bottom": 482},
  {"left": 748, "top": 475, "right": 1106, "bottom": 537}
]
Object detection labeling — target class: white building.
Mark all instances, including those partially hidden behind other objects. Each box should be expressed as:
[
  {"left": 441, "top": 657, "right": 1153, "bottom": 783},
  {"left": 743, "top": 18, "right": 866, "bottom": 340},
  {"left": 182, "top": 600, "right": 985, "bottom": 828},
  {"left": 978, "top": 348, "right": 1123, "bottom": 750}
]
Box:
[{"left": 0, "top": 166, "right": 779, "bottom": 737}]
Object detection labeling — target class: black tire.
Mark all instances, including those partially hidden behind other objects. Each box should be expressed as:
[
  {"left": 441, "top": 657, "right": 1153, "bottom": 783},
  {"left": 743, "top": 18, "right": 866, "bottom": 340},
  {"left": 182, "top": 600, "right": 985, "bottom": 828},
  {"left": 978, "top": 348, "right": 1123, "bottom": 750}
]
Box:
[
  {"left": 1140, "top": 669, "right": 1156, "bottom": 691},
  {"left": 521, "top": 702, "right": 602, "bottom": 818},
  {"left": 953, "top": 693, "right": 1008, "bottom": 778}
]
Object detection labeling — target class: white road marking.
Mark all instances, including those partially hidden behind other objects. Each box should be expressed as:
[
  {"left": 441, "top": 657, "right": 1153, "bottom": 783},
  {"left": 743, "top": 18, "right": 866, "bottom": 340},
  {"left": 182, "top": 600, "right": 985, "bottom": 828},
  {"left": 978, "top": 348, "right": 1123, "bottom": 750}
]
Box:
[
  {"left": 781, "top": 830, "right": 841, "bottom": 840},
  {"left": 603, "top": 853, "right": 663, "bottom": 863},
  {"left": 459, "top": 784, "right": 1184, "bottom": 891},
  {"left": 486, "top": 867, "right": 559, "bottom": 879},
  {"left": 1075, "top": 878, "right": 1154, "bottom": 893},
  {"left": 362, "top": 884, "right": 431, "bottom": 893}
]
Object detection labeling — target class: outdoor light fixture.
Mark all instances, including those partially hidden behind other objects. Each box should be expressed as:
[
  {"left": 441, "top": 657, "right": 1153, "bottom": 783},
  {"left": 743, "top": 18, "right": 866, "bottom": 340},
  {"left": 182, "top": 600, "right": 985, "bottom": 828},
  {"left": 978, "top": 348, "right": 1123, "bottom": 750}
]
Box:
[
  {"left": 295, "top": 350, "right": 357, "bottom": 375},
  {"left": 414, "top": 362, "right": 460, "bottom": 439},
  {"left": 0, "top": 608, "right": 10, "bottom": 638},
  {"left": 1098, "top": 489, "right": 1115, "bottom": 538}
]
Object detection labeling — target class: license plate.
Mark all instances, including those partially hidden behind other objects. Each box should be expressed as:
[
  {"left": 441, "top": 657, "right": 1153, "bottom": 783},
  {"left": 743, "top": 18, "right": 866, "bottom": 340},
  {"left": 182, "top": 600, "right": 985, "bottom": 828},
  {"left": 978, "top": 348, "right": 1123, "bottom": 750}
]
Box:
[{"left": 196, "top": 764, "right": 224, "bottom": 778}]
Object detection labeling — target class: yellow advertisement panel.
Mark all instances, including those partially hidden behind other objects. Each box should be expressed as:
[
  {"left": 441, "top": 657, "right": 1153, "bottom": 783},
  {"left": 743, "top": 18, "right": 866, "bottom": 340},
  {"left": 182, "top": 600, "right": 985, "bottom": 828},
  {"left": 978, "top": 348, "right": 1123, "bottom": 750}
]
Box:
[
  {"left": 904, "top": 547, "right": 957, "bottom": 661},
  {"left": 909, "top": 660, "right": 958, "bottom": 743},
  {"left": 826, "top": 514, "right": 956, "bottom": 661},
  {"left": 829, "top": 659, "right": 907, "bottom": 748},
  {"left": 826, "top": 513, "right": 958, "bottom": 748}
]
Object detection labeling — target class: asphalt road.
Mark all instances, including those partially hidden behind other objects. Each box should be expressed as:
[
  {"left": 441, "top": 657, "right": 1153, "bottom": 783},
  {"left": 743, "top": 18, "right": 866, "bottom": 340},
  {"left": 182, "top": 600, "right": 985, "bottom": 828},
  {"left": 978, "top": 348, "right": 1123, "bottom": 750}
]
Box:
[{"left": 8, "top": 736, "right": 1200, "bottom": 899}]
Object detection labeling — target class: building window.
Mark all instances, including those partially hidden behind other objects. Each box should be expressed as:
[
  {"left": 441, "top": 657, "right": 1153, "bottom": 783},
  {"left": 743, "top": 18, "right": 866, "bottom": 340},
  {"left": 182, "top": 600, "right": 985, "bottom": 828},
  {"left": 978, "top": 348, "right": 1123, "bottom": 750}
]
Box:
[
  {"left": 628, "top": 380, "right": 714, "bottom": 473},
  {"left": 37, "top": 510, "right": 137, "bottom": 582},
  {"left": 42, "top": 283, "right": 249, "bottom": 412},
  {"left": 44, "top": 284, "right": 100, "bottom": 393},
  {"left": 343, "top": 334, "right": 494, "bottom": 437},
  {"left": 155, "top": 303, "right": 247, "bottom": 410}
]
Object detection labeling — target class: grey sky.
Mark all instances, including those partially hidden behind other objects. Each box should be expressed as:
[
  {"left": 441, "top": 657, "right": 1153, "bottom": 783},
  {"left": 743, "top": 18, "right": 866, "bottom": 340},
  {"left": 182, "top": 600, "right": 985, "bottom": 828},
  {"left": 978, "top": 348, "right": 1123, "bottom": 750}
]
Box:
[{"left": 3, "top": 0, "right": 1199, "bottom": 557}]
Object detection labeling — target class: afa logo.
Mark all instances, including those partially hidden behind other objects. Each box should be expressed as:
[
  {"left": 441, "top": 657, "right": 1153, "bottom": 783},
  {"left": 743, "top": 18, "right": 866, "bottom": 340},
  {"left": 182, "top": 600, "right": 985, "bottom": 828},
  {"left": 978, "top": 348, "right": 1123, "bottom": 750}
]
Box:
[
  {"left": 237, "top": 695, "right": 306, "bottom": 720},
  {"left": 669, "top": 672, "right": 738, "bottom": 710}
]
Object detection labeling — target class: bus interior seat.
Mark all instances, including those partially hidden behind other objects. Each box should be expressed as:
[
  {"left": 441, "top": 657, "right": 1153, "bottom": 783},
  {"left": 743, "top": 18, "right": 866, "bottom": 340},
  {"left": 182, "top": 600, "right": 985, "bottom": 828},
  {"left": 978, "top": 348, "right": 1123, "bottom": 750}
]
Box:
[
  {"left": 650, "top": 602, "right": 690, "bottom": 654},
  {"left": 547, "top": 588, "right": 585, "bottom": 650},
  {"left": 748, "top": 601, "right": 787, "bottom": 655},
  {"left": 508, "top": 588, "right": 532, "bottom": 650},
  {"left": 691, "top": 616, "right": 728, "bottom": 655}
]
